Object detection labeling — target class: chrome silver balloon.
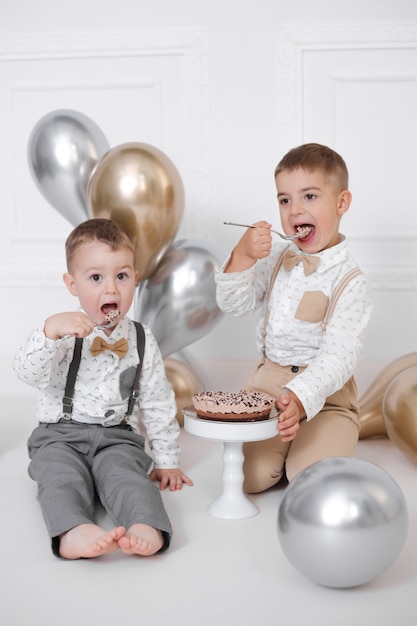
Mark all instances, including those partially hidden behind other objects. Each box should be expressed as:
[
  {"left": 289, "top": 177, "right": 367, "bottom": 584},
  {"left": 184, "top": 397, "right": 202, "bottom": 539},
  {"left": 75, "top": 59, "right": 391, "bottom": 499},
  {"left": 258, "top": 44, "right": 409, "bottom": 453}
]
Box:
[
  {"left": 135, "top": 238, "right": 226, "bottom": 358},
  {"left": 28, "top": 109, "right": 110, "bottom": 226},
  {"left": 278, "top": 457, "right": 408, "bottom": 588}
]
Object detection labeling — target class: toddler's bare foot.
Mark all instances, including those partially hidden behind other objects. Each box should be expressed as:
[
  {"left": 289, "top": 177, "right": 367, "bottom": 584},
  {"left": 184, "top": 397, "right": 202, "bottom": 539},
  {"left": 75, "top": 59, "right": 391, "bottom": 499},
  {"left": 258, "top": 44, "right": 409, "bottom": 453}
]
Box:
[
  {"left": 118, "top": 523, "right": 164, "bottom": 556},
  {"left": 59, "top": 524, "right": 126, "bottom": 560}
]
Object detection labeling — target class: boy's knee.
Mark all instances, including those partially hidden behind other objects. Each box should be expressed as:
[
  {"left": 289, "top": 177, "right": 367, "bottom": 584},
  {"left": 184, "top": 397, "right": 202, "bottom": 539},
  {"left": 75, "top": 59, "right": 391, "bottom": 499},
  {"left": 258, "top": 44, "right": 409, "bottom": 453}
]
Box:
[
  {"left": 243, "top": 471, "right": 283, "bottom": 494},
  {"left": 243, "top": 444, "right": 285, "bottom": 493}
]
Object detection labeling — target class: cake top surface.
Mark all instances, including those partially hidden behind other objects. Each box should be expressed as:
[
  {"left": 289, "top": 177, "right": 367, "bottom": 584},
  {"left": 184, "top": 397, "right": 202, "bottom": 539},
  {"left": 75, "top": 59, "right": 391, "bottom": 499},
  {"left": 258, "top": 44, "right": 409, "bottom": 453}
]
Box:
[{"left": 193, "top": 390, "right": 274, "bottom": 410}]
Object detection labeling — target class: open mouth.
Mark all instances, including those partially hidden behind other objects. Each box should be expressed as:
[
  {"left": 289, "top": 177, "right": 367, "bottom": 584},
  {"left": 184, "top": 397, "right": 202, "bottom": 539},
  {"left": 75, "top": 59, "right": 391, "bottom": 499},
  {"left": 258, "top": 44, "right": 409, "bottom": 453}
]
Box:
[
  {"left": 101, "top": 304, "right": 120, "bottom": 323},
  {"left": 296, "top": 224, "right": 314, "bottom": 239}
]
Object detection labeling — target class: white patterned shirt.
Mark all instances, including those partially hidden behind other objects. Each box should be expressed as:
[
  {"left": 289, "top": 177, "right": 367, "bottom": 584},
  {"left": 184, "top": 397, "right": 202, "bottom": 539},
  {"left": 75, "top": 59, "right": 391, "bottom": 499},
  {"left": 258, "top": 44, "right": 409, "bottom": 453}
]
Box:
[
  {"left": 215, "top": 236, "right": 373, "bottom": 420},
  {"left": 14, "top": 317, "right": 180, "bottom": 468}
]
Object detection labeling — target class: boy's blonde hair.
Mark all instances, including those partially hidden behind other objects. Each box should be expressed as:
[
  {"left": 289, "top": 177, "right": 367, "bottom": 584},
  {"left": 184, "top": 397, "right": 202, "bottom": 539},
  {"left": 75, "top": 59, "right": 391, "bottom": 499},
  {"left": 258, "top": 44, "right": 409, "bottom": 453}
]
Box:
[
  {"left": 65, "top": 218, "right": 135, "bottom": 272},
  {"left": 274, "top": 143, "right": 349, "bottom": 192}
]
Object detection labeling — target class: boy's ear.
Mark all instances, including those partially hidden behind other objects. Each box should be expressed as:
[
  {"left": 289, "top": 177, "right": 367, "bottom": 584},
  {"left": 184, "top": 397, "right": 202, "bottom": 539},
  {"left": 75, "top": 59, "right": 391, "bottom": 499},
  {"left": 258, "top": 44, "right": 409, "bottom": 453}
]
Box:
[
  {"left": 63, "top": 272, "right": 78, "bottom": 296},
  {"left": 337, "top": 190, "right": 352, "bottom": 216}
]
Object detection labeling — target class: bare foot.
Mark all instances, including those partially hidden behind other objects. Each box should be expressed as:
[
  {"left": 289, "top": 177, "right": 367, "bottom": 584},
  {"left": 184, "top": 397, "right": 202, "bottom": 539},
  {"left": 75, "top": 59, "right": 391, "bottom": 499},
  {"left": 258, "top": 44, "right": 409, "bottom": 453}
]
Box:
[
  {"left": 59, "top": 524, "right": 126, "bottom": 560},
  {"left": 118, "top": 524, "right": 164, "bottom": 556}
]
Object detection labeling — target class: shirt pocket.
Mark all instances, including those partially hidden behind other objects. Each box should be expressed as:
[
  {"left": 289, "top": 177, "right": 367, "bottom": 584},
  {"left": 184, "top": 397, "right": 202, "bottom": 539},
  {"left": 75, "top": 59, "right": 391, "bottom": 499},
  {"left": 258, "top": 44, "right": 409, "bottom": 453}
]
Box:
[{"left": 294, "top": 291, "right": 329, "bottom": 323}]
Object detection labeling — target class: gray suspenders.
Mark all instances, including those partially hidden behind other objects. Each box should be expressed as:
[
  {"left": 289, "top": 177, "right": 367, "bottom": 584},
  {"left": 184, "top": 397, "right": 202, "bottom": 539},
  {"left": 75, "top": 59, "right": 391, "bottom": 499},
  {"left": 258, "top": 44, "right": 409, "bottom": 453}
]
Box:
[
  {"left": 62, "top": 321, "right": 146, "bottom": 418},
  {"left": 260, "top": 246, "right": 362, "bottom": 357}
]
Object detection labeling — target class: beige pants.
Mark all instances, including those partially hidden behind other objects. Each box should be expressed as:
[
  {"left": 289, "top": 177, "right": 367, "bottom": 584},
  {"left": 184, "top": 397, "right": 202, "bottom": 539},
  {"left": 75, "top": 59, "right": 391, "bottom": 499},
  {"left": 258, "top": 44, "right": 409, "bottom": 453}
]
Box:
[{"left": 243, "top": 358, "right": 360, "bottom": 493}]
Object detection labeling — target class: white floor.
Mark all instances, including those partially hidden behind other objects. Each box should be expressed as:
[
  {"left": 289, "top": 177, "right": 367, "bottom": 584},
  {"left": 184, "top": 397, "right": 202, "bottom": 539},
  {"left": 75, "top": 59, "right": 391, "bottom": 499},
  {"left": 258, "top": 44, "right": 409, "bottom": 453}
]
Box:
[{"left": 1, "top": 394, "right": 416, "bottom": 626}]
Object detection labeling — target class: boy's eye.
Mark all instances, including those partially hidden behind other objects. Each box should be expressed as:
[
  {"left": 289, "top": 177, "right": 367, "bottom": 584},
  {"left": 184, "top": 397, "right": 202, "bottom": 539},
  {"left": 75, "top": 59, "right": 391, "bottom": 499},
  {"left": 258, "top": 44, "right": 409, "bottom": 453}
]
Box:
[
  {"left": 279, "top": 197, "right": 289, "bottom": 205},
  {"left": 117, "top": 272, "right": 128, "bottom": 280},
  {"left": 305, "top": 193, "right": 316, "bottom": 200},
  {"left": 91, "top": 274, "right": 101, "bottom": 282}
]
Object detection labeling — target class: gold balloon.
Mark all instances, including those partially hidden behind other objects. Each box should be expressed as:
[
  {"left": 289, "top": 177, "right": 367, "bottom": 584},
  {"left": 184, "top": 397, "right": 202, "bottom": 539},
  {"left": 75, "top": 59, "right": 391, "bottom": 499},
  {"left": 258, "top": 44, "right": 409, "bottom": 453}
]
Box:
[
  {"left": 383, "top": 365, "right": 417, "bottom": 465},
  {"left": 164, "top": 358, "right": 202, "bottom": 427},
  {"left": 359, "top": 352, "right": 417, "bottom": 439},
  {"left": 87, "top": 142, "right": 184, "bottom": 282}
]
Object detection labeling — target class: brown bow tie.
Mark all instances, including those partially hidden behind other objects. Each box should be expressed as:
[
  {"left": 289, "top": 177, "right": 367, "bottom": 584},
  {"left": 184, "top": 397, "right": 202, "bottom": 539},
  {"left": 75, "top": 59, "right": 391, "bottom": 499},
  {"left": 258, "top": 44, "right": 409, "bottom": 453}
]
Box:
[
  {"left": 283, "top": 249, "right": 320, "bottom": 276},
  {"left": 91, "top": 336, "right": 129, "bottom": 358}
]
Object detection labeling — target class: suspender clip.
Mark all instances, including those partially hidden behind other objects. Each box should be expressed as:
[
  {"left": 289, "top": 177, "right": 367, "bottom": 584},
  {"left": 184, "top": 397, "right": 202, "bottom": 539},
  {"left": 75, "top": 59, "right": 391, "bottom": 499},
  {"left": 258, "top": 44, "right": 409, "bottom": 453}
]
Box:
[{"left": 62, "top": 396, "right": 73, "bottom": 413}]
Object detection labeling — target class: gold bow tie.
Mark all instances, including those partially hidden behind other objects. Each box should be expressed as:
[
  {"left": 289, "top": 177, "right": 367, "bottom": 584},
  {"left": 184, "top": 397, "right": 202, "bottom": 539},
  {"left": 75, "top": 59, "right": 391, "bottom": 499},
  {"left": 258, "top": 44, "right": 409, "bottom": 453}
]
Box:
[
  {"left": 283, "top": 249, "right": 320, "bottom": 276},
  {"left": 91, "top": 336, "right": 129, "bottom": 358}
]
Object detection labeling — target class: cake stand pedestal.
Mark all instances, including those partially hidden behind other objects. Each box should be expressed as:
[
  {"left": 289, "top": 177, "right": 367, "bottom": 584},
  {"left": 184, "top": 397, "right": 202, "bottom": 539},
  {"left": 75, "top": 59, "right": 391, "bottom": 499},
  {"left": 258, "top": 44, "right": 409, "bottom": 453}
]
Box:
[{"left": 183, "top": 407, "right": 279, "bottom": 520}]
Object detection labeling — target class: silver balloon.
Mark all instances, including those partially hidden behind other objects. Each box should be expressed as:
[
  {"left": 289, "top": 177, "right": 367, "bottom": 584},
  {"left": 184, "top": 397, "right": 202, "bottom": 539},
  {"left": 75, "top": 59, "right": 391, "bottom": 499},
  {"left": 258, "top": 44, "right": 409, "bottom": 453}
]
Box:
[
  {"left": 28, "top": 109, "right": 110, "bottom": 226},
  {"left": 135, "top": 238, "right": 225, "bottom": 358},
  {"left": 278, "top": 457, "right": 408, "bottom": 588}
]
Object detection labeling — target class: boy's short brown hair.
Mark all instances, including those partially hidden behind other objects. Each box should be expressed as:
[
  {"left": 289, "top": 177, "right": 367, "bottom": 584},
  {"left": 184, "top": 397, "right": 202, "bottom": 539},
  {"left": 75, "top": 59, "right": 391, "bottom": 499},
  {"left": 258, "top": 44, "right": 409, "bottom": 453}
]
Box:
[
  {"left": 65, "top": 218, "right": 135, "bottom": 272},
  {"left": 274, "top": 143, "right": 349, "bottom": 192}
]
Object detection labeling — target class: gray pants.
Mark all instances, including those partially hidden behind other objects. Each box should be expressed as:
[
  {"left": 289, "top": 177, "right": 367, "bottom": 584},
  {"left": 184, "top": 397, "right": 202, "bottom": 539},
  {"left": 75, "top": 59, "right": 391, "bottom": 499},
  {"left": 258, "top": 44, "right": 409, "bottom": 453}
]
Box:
[{"left": 27, "top": 422, "right": 172, "bottom": 556}]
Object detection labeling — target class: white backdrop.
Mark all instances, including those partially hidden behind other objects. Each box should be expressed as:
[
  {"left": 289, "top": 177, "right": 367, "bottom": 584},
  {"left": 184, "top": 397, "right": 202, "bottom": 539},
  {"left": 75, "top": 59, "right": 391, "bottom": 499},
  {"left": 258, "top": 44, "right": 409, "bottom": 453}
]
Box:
[{"left": 1, "top": 0, "right": 417, "bottom": 396}]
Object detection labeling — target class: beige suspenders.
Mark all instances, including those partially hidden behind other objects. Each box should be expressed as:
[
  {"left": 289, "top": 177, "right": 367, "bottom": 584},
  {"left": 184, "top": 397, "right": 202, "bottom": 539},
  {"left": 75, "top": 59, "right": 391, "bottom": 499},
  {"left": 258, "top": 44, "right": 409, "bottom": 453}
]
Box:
[
  {"left": 260, "top": 246, "right": 362, "bottom": 357},
  {"left": 321, "top": 268, "right": 362, "bottom": 332},
  {"left": 260, "top": 246, "right": 290, "bottom": 356}
]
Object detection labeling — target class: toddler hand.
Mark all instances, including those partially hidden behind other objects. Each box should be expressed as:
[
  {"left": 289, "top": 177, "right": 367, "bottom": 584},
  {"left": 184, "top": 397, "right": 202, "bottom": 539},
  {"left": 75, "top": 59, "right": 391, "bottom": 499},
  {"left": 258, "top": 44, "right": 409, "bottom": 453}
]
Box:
[
  {"left": 150, "top": 468, "right": 194, "bottom": 491},
  {"left": 44, "top": 312, "right": 96, "bottom": 340}
]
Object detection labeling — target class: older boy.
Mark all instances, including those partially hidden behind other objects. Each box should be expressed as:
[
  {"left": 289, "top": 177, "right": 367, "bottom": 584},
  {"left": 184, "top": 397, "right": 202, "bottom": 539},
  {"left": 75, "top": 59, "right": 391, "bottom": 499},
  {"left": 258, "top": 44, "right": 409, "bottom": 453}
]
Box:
[{"left": 216, "top": 143, "right": 372, "bottom": 492}]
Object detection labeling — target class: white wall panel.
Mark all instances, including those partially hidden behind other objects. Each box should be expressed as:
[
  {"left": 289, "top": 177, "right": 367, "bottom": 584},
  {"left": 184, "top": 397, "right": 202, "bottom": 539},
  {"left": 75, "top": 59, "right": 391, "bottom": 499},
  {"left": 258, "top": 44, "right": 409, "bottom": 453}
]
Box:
[
  {"left": 276, "top": 24, "right": 417, "bottom": 288},
  {"left": 0, "top": 30, "right": 210, "bottom": 288}
]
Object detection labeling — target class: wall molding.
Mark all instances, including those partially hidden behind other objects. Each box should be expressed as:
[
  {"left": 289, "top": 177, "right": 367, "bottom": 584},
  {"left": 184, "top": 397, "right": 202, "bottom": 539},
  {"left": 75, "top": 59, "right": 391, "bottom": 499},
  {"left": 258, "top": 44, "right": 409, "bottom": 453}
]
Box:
[
  {"left": 0, "top": 28, "right": 209, "bottom": 60},
  {"left": 275, "top": 21, "right": 417, "bottom": 158}
]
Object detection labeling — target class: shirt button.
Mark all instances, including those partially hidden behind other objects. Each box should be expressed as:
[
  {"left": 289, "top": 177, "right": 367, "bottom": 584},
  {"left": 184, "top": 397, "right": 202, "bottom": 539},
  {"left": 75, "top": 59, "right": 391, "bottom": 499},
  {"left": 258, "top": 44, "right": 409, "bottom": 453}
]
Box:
[{"left": 291, "top": 366, "right": 299, "bottom": 373}]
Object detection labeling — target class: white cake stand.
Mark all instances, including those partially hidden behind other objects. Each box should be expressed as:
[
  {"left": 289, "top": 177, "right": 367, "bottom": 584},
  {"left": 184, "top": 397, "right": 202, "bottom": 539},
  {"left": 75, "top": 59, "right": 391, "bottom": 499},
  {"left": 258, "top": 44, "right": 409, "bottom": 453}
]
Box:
[{"left": 183, "top": 406, "right": 279, "bottom": 520}]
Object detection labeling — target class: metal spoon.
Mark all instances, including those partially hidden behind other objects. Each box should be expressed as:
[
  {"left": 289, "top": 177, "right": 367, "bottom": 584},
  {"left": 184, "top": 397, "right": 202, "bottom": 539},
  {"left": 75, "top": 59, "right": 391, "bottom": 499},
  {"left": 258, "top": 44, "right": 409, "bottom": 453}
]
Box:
[
  {"left": 223, "top": 221, "right": 310, "bottom": 240},
  {"left": 95, "top": 320, "right": 119, "bottom": 331}
]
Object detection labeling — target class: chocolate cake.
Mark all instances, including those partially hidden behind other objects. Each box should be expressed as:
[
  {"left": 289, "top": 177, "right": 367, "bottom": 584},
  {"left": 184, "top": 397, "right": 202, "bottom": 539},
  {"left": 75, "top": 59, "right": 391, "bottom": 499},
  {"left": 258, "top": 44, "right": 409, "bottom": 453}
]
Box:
[{"left": 192, "top": 390, "right": 275, "bottom": 421}]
